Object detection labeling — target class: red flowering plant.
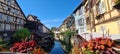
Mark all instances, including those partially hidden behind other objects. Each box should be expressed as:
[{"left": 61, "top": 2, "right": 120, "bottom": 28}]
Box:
[
  {"left": 80, "top": 37, "right": 117, "bottom": 54},
  {"left": 10, "top": 40, "right": 37, "bottom": 53}
]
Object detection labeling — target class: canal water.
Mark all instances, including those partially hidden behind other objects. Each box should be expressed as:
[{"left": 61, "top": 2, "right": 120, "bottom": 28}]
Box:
[{"left": 50, "top": 41, "right": 65, "bottom": 54}]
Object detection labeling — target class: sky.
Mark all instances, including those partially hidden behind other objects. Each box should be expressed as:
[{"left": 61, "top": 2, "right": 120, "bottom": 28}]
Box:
[{"left": 17, "top": 0, "right": 81, "bottom": 29}]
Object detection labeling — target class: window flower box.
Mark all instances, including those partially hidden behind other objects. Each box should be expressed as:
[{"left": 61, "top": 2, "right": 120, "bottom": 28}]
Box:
[
  {"left": 113, "top": 4, "right": 120, "bottom": 10},
  {"left": 95, "top": 14, "right": 104, "bottom": 20},
  {"left": 113, "top": 0, "right": 120, "bottom": 10}
]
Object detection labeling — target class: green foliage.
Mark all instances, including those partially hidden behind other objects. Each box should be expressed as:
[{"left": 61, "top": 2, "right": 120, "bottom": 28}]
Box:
[
  {"left": 0, "top": 38, "right": 8, "bottom": 49},
  {"left": 62, "top": 30, "right": 75, "bottom": 52},
  {"left": 64, "top": 35, "right": 72, "bottom": 52},
  {"left": 64, "top": 30, "right": 75, "bottom": 37},
  {"left": 84, "top": 50, "right": 92, "bottom": 54},
  {"left": 115, "top": 0, "right": 120, "bottom": 5},
  {"left": 49, "top": 31, "right": 55, "bottom": 37},
  {"left": 13, "top": 28, "right": 30, "bottom": 42},
  {"left": 0, "top": 38, "right": 4, "bottom": 44}
]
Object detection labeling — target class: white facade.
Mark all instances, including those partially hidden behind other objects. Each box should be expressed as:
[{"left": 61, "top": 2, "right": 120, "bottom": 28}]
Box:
[{"left": 74, "top": 6, "right": 87, "bottom": 35}]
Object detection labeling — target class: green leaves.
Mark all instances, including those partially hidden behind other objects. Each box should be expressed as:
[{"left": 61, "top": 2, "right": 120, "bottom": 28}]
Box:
[
  {"left": 0, "top": 38, "right": 4, "bottom": 44},
  {"left": 64, "top": 30, "right": 75, "bottom": 37},
  {"left": 115, "top": 0, "right": 120, "bottom": 5},
  {"left": 13, "top": 28, "right": 30, "bottom": 42},
  {"left": 63, "top": 30, "right": 75, "bottom": 52}
]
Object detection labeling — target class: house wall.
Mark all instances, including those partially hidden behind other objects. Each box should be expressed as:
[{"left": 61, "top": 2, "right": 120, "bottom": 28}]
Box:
[
  {"left": 94, "top": 0, "right": 120, "bottom": 34},
  {"left": 0, "top": 0, "right": 25, "bottom": 41},
  {"left": 74, "top": 5, "right": 87, "bottom": 35}
]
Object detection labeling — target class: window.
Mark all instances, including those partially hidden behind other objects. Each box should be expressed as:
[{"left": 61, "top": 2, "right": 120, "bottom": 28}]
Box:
[
  {"left": 97, "top": 2, "right": 101, "bottom": 14},
  {"left": 0, "top": 3, "right": 2, "bottom": 9},
  {"left": 0, "top": 23, "right": 2, "bottom": 30},
  {"left": 3, "top": 4, "right": 7, "bottom": 10},
  {"left": 101, "top": 1, "right": 106, "bottom": 13},
  {"left": 14, "top": 9, "right": 19, "bottom": 14},
  {"left": 76, "top": 10, "right": 80, "bottom": 16},
  {"left": 11, "top": 24, "right": 15, "bottom": 30},
  {"left": 7, "top": 16, "right": 11, "bottom": 22},
  {"left": 78, "top": 18, "right": 84, "bottom": 26},
  {"left": 5, "top": 24, "right": 10, "bottom": 30},
  {"left": 19, "top": 19, "right": 22, "bottom": 24},
  {"left": 17, "top": 19, "right": 19, "bottom": 24},
  {"left": 7, "top": 0, "right": 12, "bottom": 5},
  {"left": 21, "top": 20, "right": 24, "bottom": 24},
  {"left": 86, "top": 17, "right": 90, "bottom": 25},
  {"left": 8, "top": 7, "right": 11, "bottom": 11},
  {"left": 0, "top": 23, "right": 4, "bottom": 30},
  {"left": 17, "top": 25, "right": 19, "bottom": 29},
  {"left": 79, "top": 8, "right": 82, "bottom": 15},
  {"left": 7, "top": 0, "right": 12, "bottom": 2},
  {"left": 5, "top": 6, "right": 8, "bottom": 11},
  {"left": 19, "top": 26, "right": 22, "bottom": 29},
  {"left": 11, "top": 8, "right": 14, "bottom": 13},
  {"left": 10, "top": 17, "right": 13, "bottom": 22},
  {"left": 2, "top": 14, "right": 7, "bottom": 21},
  {"left": 97, "top": 0, "right": 106, "bottom": 14},
  {"left": 0, "top": 13, "right": 2, "bottom": 20}
]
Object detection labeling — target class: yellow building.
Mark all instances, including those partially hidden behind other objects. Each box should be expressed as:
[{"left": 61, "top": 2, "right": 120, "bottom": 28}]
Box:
[
  {"left": 85, "top": 0, "right": 120, "bottom": 35},
  {"left": 59, "top": 18, "right": 69, "bottom": 41}
]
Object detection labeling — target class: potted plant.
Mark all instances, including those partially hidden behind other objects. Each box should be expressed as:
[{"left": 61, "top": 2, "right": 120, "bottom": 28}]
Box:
[
  {"left": 113, "top": 0, "right": 120, "bottom": 10},
  {"left": 95, "top": 14, "right": 104, "bottom": 20}
]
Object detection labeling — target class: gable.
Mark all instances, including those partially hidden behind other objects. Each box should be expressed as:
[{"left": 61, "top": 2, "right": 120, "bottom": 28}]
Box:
[
  {"left": 27, "top": 16, "right": 35, "bottom": 21},
  {"left": 0, "top": 0, "right": 26, "bottom": 19}
]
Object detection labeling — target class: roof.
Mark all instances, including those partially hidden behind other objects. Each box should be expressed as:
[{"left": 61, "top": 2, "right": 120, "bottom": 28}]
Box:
[
  {"left": 59, "top": 15, "right": 75, "bottom": 28},
  {"left": 15, "top": 0, "right": 26, "bottom": 20},
  {"left": 34, "top": 31, "right": 52, "bottom": 38},
  {"left": 73, "top": 0, "right": 87, "bottom": 13},
  {"left": 27, "top": 14, "right": 37, "bottom": 20}
]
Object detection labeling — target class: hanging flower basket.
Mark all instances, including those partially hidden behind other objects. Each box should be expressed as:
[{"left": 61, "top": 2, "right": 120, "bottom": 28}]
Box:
[
  {"left": 113, "top": 4, "right": 120, "bottom": 10},
  {"left": 95, "top": 14, "right": 104, "bottom": 20},
  {"left": 113, "top": 0, "right": 120, "bottom": 10}
]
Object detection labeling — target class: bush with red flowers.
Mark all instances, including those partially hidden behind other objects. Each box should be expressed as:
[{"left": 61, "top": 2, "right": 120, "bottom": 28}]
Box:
[
  {"left": 79, "top": 37, "right": 117, "bottom": 54},
  {"left": 10, "top": 40, "right": 36, "bottom": 53}
]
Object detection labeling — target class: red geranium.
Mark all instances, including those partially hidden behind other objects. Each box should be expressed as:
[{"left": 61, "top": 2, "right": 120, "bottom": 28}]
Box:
[{"left": 10, "top": 40, "right": 36, "bottom": 53}]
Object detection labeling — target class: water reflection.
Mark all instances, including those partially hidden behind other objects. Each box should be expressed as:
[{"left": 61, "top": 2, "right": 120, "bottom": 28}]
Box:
[{"left": 50, "top": 41, "right": 65, "bottom": 54}]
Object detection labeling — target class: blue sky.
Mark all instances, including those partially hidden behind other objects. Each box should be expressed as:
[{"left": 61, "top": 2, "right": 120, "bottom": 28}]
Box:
[{"left": 17, "top": 0, "right": 81, "bottom": 29}]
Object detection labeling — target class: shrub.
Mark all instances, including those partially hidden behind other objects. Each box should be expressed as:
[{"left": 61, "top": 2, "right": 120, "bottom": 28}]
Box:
[
  {"left": 63, "top": 30, "right": 75, "bottom": 52},
  {"left": 13, "top": 28, "right": 30, "bottom": 42},
  {"left": 115, "top": 0, "right": 120, "bottom": 5}
]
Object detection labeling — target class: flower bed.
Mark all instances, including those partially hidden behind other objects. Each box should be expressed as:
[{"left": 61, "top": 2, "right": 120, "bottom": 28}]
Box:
[
  {"left": 10, "top": 40, "right": 36, "bottom": 53},
  {"left": 72, "top": 37, "right": 118, "bottom": 54},
  {"left": 9, "top": 40, "right": 45, "bottom": 54}
]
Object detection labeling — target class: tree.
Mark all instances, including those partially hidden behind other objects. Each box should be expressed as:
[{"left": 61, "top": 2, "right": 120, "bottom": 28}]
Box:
[
  {"left": 49, "top": 30, "right": 55, "bottom": 37},
  {"left": 63, "top": 30, "right": 75, "bottom": 52},
  {"left": 13, "top": 28, "right": 30, "bottom": 42}
]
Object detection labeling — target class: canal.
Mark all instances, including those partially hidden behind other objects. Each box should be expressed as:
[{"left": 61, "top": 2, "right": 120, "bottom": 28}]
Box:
[{"left": 50, "top": 41, "right": 65, "bottom": 54}]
